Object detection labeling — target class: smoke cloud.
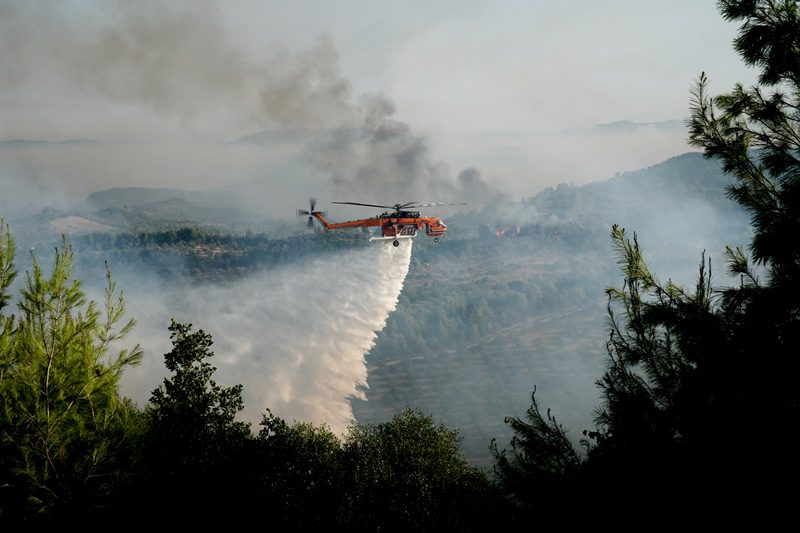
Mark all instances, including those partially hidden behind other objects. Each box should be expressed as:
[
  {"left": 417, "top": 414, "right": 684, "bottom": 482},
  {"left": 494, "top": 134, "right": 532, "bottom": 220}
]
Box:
[
  {"left": 117, "top": 239, "right": 412, "bottom": 437},
  {"left": 0, "top": 1, "right": 356, "bottom": 139},
  {"left": 1, "top": 0, "right": 504, "bottom": 213},
  {"left": 303, "top": 92, "right": 508, "bottom": 210}
]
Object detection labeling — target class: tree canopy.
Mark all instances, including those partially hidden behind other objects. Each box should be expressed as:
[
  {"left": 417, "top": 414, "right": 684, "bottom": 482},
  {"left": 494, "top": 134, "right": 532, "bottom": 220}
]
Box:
[
  {"left": 493, "top": 0, "right": 800, "bottom": 519},
  {"left": 0, "top": 224, "right": 142, "bottom": 522}
]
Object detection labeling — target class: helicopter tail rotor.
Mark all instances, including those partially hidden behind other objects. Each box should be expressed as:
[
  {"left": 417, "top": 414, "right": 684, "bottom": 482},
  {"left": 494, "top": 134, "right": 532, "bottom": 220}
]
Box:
[{"left": 297, "top": 197, "right": 327, "bottom": 229}]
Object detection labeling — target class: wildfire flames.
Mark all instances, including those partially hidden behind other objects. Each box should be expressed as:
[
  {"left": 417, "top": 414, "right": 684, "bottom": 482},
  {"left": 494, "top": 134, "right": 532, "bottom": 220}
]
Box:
[{"left": 495, "top": 225, "right": 522, "bottom": 237}]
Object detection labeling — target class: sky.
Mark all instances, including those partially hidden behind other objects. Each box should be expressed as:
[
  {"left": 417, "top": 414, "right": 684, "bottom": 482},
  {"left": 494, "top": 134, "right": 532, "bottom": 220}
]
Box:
[{"left": 0, "top": 0, "right": 757, "bottom": 205}]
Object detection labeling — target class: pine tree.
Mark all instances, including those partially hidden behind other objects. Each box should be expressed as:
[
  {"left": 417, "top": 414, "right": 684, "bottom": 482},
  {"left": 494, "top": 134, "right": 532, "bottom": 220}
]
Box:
[
  {"left": 0, "top": 228, "right": 142, "bottom": 521},
  {"left": 685, "top": 0, "right": 800, "bottom": 508},
  {"left": 494, "top": 0, "right": 800, "bottom": 517},
  {"left": 490, "top": 387, "right": 580, "bottom": 508}
]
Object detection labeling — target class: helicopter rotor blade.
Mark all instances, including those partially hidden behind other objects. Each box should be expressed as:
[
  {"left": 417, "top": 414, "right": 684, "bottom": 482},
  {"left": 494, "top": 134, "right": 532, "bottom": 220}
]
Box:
[
  {"left": 297, "top": 209, "right": 310, "bottom": 216},
  {"left": 309, "top": 197, "right": 317, "bottom": 212},
  {"left": 307, "top": 216, "right": 314, "bottom": 228},
  {"left": 331, "top": 200, "right": 468, "bottom": 211},
  {"left": 332, "top": 201, "right": 396, "bottom": 209},
  {"left": 407, "top": 202, "right": 468, "bottom": 208}
]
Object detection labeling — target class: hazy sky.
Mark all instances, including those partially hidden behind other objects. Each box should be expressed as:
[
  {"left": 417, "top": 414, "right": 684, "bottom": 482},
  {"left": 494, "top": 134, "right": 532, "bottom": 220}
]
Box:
[
  {"left": 0, "top": 0, "right": 760, "bottom": 440},
  {"left": 0, "top": 0, "right": 757, "bottom": 201}
]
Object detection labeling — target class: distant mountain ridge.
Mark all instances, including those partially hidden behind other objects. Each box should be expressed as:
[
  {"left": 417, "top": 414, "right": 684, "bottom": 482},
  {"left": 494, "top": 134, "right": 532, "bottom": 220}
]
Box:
[
  {"left": 476, "top": 119, "right": 684, "bottom": 139},
  {"left": 230, "top": 128, "right": 365, "bottom": 145},
  {"left": 0, "top": 139, "right": 101, "bottom": 148},
  {"left": 525, "top": 152, "right": 737, "bottom": 215},
  {"left": 78, "top": 152, "right": 737, "bottom": 235},
  {"left": 581, "top": 151, "right": 733, "bottom": 209},
  {"left": 83, "top": 187, "right": 241, "bottom": 211},
  {"left": 518, "top": 151, "right": 750, "bottom": 261},
  {"left": 586, "top": 119, "right": 683, "bottom": 134},
  {"left": 85, "top": 187, "right": 188, "bottom": 210}
]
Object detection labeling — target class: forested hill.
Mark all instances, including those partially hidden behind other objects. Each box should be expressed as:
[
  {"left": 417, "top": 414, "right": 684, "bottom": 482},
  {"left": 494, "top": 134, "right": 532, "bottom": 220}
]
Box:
[
  {"left": 529, "top": 151, "right": 739, "bottom": 218},
  {"left": 518, "top": 151, "right": 744, "bottom": 243},
  {"left": 354, "top": 151, "right": 751, "bottom": 464},
  {"left": 4, "top": 150, "right": 750, "bottom": 466}
]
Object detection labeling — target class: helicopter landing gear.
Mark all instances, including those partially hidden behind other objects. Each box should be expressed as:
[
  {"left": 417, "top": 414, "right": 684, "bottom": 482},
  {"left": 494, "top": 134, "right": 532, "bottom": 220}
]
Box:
[{"left": 393, "top": 240, "right": 400, "bottom": 247}]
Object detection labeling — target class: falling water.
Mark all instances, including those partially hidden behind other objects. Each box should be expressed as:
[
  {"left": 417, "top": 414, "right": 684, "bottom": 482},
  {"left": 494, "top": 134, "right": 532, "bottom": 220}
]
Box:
[{"left": 120, "top": 239, "right": 413, "bottom": 437}]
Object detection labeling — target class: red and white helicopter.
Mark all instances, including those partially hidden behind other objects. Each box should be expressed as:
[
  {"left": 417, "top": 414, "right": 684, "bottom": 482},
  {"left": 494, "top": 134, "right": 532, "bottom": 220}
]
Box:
[{"left": 297, "top": 198, "right": 464, "bottom": 246}]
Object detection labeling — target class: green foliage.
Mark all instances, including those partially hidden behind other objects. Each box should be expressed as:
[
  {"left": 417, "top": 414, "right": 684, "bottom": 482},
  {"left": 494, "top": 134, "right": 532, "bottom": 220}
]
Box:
[
  {"left": 584, "top": 227, "right": 727, "bottom": 498},
  {"left": 719, "top": 0, "right": 800, "bottom": 86},
  {"left": 73, "top": 227, "right": 368, "bottom": 283},
  {"left": 689, "top": 4, "right": 800, "bottom": 275},
  {"left": 0, "top": 230, "right": 142, "bottom": 521},
  {"left": 255, "top": 412, "right": 344, "bottom": 528},
  {"left": 0, "top": 220, "right": 16, "bottom": 387},
  {"left": 490, "top": 387, "right": 580, "bottom": 506},
  {"left": 341, "top": 408, "right": 495, "bottom": 532},
  {"left": 596, "top": 225, "right": 707, "bottom": 441},
  {"left": 0, "top": 219, "right": 15, "bottom": 314},
  {"left": 685, "top": 1, "right": 800, "bottom": 510},
  {"left": 138, "top": 320, "right": 252, "bottom": 525},
  {"left": 495, "top": 0, "right": 800, "bottom": 516},
  {"left": 687, "top": 0, "right": 800, "bottom": 434},
  {"left": 144, "top": 320, "right": 250, "bottom": 475}
]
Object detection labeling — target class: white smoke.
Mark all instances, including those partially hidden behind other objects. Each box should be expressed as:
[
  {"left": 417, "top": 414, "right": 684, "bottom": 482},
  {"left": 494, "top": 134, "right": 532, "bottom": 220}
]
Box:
[{"left": 119, "top": 239, "right": 412, "bottom": 437}]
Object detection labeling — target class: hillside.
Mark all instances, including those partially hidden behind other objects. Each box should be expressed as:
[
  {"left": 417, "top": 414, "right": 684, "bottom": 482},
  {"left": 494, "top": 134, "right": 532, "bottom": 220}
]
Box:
[
  {"left": 352, "top": 152, "right": 750, "bottom": 464},
  {"left": 2, "top": 151, "right": 749, "bottom": 465}
]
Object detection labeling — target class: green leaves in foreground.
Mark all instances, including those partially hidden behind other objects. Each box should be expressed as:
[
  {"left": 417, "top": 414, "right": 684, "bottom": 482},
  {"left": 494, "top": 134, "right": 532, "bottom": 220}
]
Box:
[{"left": 0, "top": 230, "right": 142, "bottom": 519}]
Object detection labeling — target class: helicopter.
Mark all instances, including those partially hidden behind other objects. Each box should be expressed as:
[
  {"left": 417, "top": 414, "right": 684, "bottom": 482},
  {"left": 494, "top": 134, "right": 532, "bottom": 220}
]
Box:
[{"left": 297, "top": 198, "right": 465, "bottom": 246}]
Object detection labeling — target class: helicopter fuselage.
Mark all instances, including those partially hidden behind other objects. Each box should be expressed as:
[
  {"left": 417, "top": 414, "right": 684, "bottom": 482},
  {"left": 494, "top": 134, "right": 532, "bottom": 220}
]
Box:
[{"left": 311, "top": 211, "right": 447, "bottom": 241}]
